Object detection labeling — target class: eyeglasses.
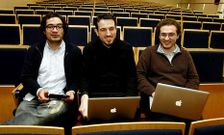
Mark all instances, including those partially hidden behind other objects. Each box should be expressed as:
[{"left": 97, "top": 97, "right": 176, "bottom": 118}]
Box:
[
  {"left": 46, "top": 24, "right": 63, "bottom": 31},
  {"left": 160, "top": 33, "right": 176, "bottom": 38}
]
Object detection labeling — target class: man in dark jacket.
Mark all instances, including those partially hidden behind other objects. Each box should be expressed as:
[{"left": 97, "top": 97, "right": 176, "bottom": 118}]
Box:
[
  {"left": 79, "top": 13, "right": 138, "bottom": 120},
  {"left": 1, "top": 12, "right": 82, "bottom": 127}
]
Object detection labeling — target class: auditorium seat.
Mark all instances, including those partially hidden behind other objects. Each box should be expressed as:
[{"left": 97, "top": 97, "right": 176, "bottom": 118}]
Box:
[
  {"left": 139, "top": 18, "right": 160, "bottom": 32},
  {"left": 116, "top": 17, "right": 138, "bottom": 28},
  {"left": 213, "top": 18, "right": 224, "bottom": 23},
  {"left": 209, "top": 30, "right": 224, "bottom": 49},
  {"left": 18, "top": 14, "right": 41, "bottom": 25},
  {"left": 65, "top": 25, "right": 89, "bottom": 46},
  {"left": 148, "top": 14, "right": 165, "bottom": 19},
  {"left": 67, "top": 15, "right": 90, "bottom": 27},
  {"left": 55, "top": 10, "right": 74, "bottom": 16},
  {"left": 131, "top": 12, "right": 148, "bottom": 18},
  {"left": 0, "top": 9, "right": 14, "bottom": 14},
  {"left": 202, "top": 22, "right": 221, "bottom": 31},
  {"left": 0, "top": 46, "right": 28, "bottom": 85},
  {"left": 0, "top": 125, "right": 64, "bottom": 135},
  {"left": 190, "top": 50, "right": 224, "bottom": 82},
  {"left": 0, "top": 24, "right": 21, "bottom": 45},
  {"left": 15, "top": 9, "right": 34, "bottom": 14},
  {"left": 112, "top": 12, "right": 130, "bottom": 17},
  {"left": 182, "top": 16, "right": 198, "bottom": 21},
  {"left": 22, "top": 24, "right": 44, "bottom": 46},
  {"left": 188, "top": 117, "right": 224, "bottom": 135},
  {"left": 198, "top": 16, "right": 213, "bottom": 22},
  {"left": 165, "top": 14, "right": 182, "bottom": 20},
  {"left": 123, "top": 26, "right": 152, "bottom": 47},
  {"left": 182, "top": 21, "right": 202, "bottom": 30},
  {"left": 182, "top": 29, "right": 209, "bottom": 48},
  {"left": 72, "top": 122, "right": 185, "bottom": 135},
  {"left": 35, "top": 9, "right": 54, "bottom": 15},
  {"left": 0, "top": 14, "right": 16, "bottom": 24},
  {"left": 74, "top": 11, "right": 92, "bottom": 16}
]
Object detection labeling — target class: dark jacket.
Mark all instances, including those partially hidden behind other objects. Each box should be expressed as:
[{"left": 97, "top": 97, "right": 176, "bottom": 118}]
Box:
[
  {"left": 81, "top": 38, "right": 137, "bottom": 97},
  {"left": 20, "top": 41, "right": 82, "bottom": 97}
]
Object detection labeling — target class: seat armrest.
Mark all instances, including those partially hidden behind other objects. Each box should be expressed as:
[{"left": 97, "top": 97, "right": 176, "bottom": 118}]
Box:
[{"left": 12, "top": 83, "right": 23, "bottom": 106}]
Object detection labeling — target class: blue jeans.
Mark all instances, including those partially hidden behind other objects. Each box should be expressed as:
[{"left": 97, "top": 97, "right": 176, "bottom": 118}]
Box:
[{"left": 2, "top": 98, "right": 69, "bottom": 125}]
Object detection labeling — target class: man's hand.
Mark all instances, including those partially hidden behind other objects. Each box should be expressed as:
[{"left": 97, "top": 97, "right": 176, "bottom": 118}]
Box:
[
  {"left": 63, "top": 90, "right": 75, "bottom": 103},
  {"left": 79, "top": 94, "right": 88, "bottom": 118},
  {"left": 37, "top": 89, "right": 49, "bottom": 103}
]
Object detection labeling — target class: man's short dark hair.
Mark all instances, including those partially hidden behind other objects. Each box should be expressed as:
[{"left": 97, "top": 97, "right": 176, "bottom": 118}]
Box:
[
  {"left": 156, "top": 18, "right": 181, "bottom": 36},
  {"left": 94, "top": 13, "right": 116, "bottom": 30},
  {"left": 40, "top": 12, "right": 68, "bottom": 38}
]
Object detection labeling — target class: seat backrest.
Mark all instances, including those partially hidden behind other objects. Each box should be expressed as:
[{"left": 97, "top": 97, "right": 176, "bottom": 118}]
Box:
[
  {"left": 0, "top": 24, "right": 21, "bottom": 45},
  {"left": 67, "top": 15, "right": 90, "bottom": 26},
  {"left": 72, "top": 122, "right": 185, "bottom": 135},
  {"left": 123, "top": 26, "right": 152, "bottom": 47},
  {"left": 202, "top": 22, "right": 221, "bottom": 31},
  {"left": 18, "top": 14, "right": 41, "bottom": 25},
  {"left": 182, "top": 16, "right": 198, "bottom": 21},
  {"left": 0, "top": 125, "right": 64, "bottom": 135},
  {"left": 188, "top": 117, "right": 224, "bottom": 135},
  {"left": 74, "top": 11, "right": 92, "bottom": 17},
  {"left": 15, "top": 9, "right": 34, "bottom": 15},
  {"left": 182, "top": 21, "right": 202, "bottom": 30},
  {"left": 166, "top": 14, "right": 182, "bottom": 20},
  {"left": 55, "top": 10, "right": 74, "bottom": 16},
  {"left": 148, "top": 14, "right": 165, "bottom": 19},
  {"left": 189, "top": 51, "right": 224, "bottom": 82},
  {"left": 210, "top": 30, "right": 224, "bottom": 49},
  {"left": 198, "top": 17, "right": 213, "bottom": 22},
  {"left": 0, "top": 9, "right": 14, "bottom": 14},
  {"left": 35, "top": 9, "right": 54, "bottom": 15},
  {"left": 65, "top": 25, "right": 89, "bottom": 46},
  {"left": 0, "top": 14, "right": 16, "bottom": 24},
  {"left": 22, "top": 24, "right": 44, "bottom": 46},
  {"left": 113, "top": 12, "right": 130, "bottom": 17},
  {"left": 182, "top": 29, "right": 209, "bottom": 48},
  {"left": 116, "top": 17, "right": 138, "bottom": 27},
  {"left": 139, "top": 18, "right": 160, "bottom": 32},
  {"left": 0, "top": 46, "right": 29, "bottom": 85}
]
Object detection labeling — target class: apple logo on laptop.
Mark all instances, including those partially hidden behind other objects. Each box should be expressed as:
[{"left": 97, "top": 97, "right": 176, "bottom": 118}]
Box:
[
  {"left": 110, "top": 108, "right": 117, "bottom": 113},
  {"left": 175, "top": 100, "right": 182, "bottom": 107}
]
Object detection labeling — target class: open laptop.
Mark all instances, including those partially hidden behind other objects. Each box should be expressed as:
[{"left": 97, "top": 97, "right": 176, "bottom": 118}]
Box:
[
  {"left": 88, "top": 96, "right": 140, "bottom": 121},
  {"left": 151, "top": 83, "right": 210, "bottom": 120}
]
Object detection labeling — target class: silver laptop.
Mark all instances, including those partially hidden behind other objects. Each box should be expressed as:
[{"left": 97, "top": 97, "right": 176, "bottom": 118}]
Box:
[
  {"left": 151, "top": 83, "right": 210, "bottom": 120},
  {"left": 88, "top": 96, "right": 140, "bottom": 121}
]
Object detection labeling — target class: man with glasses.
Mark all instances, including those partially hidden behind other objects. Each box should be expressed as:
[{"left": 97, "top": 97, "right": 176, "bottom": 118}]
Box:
[
  {"left": 1, "top": 12, "right": 82, "bottom": 129},
  {"left": 137, "top": 18, "right": 199, "bottom": 125},
  {"left": 79, "top": 13, "right": 137, "bottom": 122}
]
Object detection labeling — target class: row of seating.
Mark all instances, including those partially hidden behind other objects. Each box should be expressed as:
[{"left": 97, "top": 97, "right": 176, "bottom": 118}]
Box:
[
  {"left": 1, "top": 12, "right": 223, "bottom": 25},
  {"left": 11, "top": 1, "right": 213, "bottom": 18},
  {"left": 0, "top": 46, "right": 223, "bottom": 85},
  {"left": 1, "top": 7, "right": 220, "bottom": 20},
  {"left": 0, "top": 118, "right": 224, "bottom": 135},
  {"left": 0, "top": 24, "right": 224, "bottom": 49}
]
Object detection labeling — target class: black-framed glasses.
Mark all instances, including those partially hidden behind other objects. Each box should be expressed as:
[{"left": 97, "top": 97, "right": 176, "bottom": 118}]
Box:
[{"left": 46, "top": 24, "right": 63, "bottom": 31}]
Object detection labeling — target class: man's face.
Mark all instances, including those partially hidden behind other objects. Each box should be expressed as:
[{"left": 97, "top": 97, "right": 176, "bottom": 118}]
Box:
[
  {"left": 159, "top": 25, "right": 179, "bottom": 51},
  {"left": 95, "top": 19, "right": 117, "bottom": 47},
  {"left": 44, "top": 17, "right": 64, "bottom": 44}
]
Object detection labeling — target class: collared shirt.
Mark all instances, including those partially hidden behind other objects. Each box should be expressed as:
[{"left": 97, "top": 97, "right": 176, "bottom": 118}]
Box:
[
  {"left": 24, "top": 41, "right": 66, "bottom": 101},
  {"left": 157, "top": 44, "right": 181, "bottom": 64}
]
